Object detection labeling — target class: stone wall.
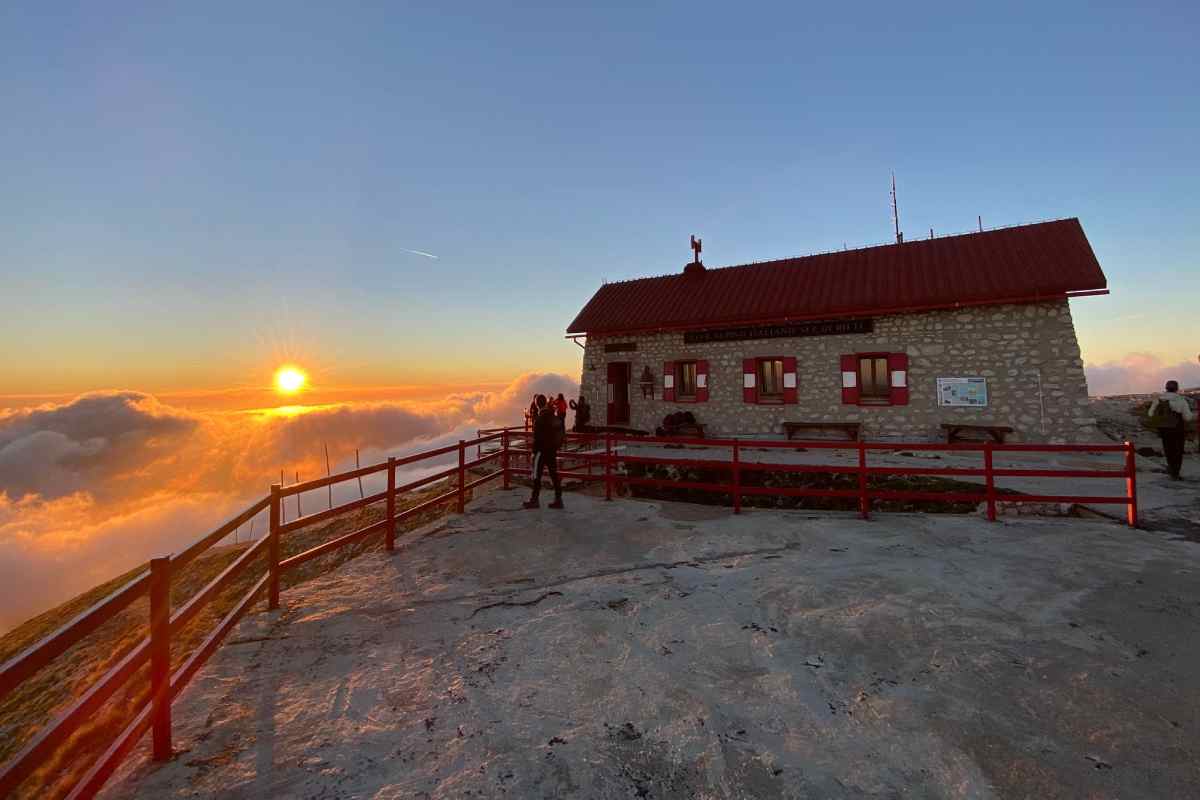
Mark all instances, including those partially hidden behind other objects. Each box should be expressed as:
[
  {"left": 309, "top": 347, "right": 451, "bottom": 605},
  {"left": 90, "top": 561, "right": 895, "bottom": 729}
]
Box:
[{"left": 578, "top": 300, "right": 1099, "bottom": 443}]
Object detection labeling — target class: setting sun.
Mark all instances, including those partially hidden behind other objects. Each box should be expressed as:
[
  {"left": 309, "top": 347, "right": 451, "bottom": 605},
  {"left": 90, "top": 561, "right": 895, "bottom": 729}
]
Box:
[{"left": 273, "top": 366, "right": 307, "bottom": 395}]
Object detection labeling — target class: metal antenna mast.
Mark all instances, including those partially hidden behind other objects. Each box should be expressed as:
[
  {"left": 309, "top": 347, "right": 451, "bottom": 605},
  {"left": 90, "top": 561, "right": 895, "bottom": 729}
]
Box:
[{"left": 891, "top": 172, "right": 902, "bottom": 243}]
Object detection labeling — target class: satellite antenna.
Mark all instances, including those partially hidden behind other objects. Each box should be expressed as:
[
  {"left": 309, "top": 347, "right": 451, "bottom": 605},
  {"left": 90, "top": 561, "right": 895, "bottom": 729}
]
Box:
[{"left": 891, "top": 172, "right": 903, "bottom": 243}]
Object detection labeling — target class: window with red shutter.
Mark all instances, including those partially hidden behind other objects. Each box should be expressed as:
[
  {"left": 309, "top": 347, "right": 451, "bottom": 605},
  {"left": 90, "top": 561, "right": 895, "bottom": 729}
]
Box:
[
  {"left": 662, "top": 361, "right": 676, "bottom": 402},
  {"left": 756, "top": 358, "right": 785, "bottom": 404},
  {"left": 695, "top": 360, "right": 709, "bottom": 402},
  {"left": 842, "top": 353, "right": 909, "bottom": 405}
]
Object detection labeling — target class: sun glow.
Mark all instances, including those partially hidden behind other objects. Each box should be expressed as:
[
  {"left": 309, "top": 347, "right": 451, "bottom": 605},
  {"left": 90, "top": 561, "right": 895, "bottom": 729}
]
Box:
[{"left": 273, "top": 366, "right": 307, "bottom": 395}]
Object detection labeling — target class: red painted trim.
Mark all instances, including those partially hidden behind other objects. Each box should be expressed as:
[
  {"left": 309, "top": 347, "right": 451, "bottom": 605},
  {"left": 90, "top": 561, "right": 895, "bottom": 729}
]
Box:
[{"left": 568, "top": 290, "right": 1107, "bottom": 338}]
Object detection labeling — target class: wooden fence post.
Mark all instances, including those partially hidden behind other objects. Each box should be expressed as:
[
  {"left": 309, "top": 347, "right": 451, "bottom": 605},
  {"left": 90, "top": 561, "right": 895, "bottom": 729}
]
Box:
[
  {"left": 732, "top": 441, "right": 741, "bottom": 514},
  {"left": 501, "top": 431, "right": 510, "bottom": 489},
  {"left": 604, "top": 433, "right": 613, "bottom": 501},
  {"left": 1125, "top": 441, "right": 1138, "bottom": 528},
  {"left": 457, "top": 440, "right": 466, "bottom": 514},
  {"left": 149, "top": 557, "right": 172, "bottom": 761},
  {"left": 857, "top": 440, "right": 869, "bottom": 520},
  {"left": 984, "top": 442, "right": 997, "bottom": 522},
  {"left": 386, "top": 457, "right": 396, "bottom": 551},
  {"left": 268, "top": 484, "right": 281, "bottom": 610}
]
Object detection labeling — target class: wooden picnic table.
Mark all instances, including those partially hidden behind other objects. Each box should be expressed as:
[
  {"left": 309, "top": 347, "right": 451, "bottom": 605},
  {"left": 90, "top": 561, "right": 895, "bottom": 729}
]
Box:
[
  {"left": 783, "top": 422, "right": 862, "bottom": 441},
  {"left": 942, "top": 423, "right": 1014, "bottom": 444}
]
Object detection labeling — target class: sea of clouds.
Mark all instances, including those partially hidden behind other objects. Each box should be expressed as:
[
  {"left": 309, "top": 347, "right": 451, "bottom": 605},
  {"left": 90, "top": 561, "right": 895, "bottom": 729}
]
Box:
[
  {"left": 1084, "top": 353, "right": 1200, "bottom": 397},
  {"left": 0, "top": 372, "right": 577, "bottom": 633}
]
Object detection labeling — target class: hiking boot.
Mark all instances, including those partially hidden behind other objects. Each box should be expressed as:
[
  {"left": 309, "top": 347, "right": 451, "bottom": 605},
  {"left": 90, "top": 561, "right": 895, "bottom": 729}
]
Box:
[
  {"left": 548, "top": 499, "right": 564, "bottom": 510},
  {"left": 522, "top": 499, "right": 540, "bottom": 509}
]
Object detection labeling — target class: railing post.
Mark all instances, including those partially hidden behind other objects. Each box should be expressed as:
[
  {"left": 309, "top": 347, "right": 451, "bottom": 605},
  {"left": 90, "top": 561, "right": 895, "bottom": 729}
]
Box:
[
  {"left": 984, "top": 442, "right": 997, "bottom": 522},
  {"left": 732, "top": 440, "right": 741, "bottom": 514},
  {"left": 149, "top": 556, "right": 172, "bottom": 762},
  {"left": 386, "top": 457, "right": 396, "bottom": 551},
  {"left": 1125, "top": 440, "right": 1138, "bottom": 528},
  {"left": 457, "top": 440, "right": 466, "bottom": 514},
  {"left": 857, "top": 440, "right": 869, "bottom": 520},
  {"left": 604, "top": 432, "right": 613, "bottom": 501},
  {"left": 502, "top": 431, "right": 510, "bottom": 489},
  {"left": 268, "top": 484, "right": 281, "bottom": 610}
]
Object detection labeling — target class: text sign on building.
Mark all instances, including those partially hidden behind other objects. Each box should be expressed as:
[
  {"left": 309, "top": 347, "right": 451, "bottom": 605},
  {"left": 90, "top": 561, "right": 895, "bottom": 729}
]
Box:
[
  {"left": 683, "top": 318, "right": 873, "bottom": 345},
  {"left": 603, "top": 341, "right": 638, "bottom": 353},
  {"left": 937, "top": 377, "right": 989, "bottom": 407}
]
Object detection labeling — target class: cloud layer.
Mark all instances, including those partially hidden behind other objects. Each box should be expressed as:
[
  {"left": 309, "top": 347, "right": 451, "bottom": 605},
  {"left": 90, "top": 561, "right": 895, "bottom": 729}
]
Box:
[
  {"left": 1084, "top": 353, "right": 1200, "bottom": 397},
  {"left": 0, "top": 372, "right": 578, "bottom": 632}
]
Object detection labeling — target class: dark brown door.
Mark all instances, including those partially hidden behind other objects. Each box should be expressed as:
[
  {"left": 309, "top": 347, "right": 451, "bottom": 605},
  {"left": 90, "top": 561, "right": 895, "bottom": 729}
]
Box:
[{"left": 607, "top": 362, "right": 631, "bottom": 425}]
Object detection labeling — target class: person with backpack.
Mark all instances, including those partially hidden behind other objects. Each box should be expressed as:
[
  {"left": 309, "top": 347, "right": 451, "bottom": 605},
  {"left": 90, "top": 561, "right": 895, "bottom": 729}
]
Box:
[
  {"left": 1148, "top": 380, "right": 1195, "bottom": 480},
  {"left": 524, "top": 394, "right": 564, "bottom": 509}
]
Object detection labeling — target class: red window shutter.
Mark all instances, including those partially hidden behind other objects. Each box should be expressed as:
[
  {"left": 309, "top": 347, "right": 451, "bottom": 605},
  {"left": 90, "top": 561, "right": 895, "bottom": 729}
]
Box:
[
  {"left": 663, "top": 361, "right": 675, "bottom": 402},
  {"left": 742, "top": 358, "right": 757, "bottom": 404},
  {"left": 696, "top": 360, "right": 709, "bottom": 402},
  {"left": 840, "top": 354, "right": 860, "bottom": 405},
  {"left": 888, "top": 352, "right": 909, "bottom": 406},
  {"left": 782, "top": 356, "right": 798, "bottom": 404}
]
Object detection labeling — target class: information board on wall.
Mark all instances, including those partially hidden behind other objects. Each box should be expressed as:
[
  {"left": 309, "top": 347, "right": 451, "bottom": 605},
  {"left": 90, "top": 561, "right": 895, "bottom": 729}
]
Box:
[{"left": 937, "top": 377, "right": 989, "bottom": 407}]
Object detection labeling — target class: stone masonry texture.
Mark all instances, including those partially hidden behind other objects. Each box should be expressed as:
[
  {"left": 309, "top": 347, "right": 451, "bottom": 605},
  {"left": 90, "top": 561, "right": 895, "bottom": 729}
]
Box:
[{"left": 578, "top": 300, "right": 1099, "bottom": 443}]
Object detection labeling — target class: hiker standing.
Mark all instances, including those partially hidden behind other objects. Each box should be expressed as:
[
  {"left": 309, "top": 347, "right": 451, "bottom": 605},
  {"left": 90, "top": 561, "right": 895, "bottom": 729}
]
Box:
[
  {"left": 524, "top": 394, "right": 564, "bottom": 509},
  {"left": 1148, "top": 380, "right": 1195, "bottom": 480},
  {"left": 570, "top": 395, "right": 591, "bottom": 432}
]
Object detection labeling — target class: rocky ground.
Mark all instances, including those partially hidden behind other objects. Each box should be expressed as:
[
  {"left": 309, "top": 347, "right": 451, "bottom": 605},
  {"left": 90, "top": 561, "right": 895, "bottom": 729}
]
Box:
[{"left": 105, "top": 486, "right": 1200, "bottom": 799}]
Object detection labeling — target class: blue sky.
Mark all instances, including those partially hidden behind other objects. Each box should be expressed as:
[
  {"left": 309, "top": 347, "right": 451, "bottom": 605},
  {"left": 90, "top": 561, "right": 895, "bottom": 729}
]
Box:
[{"left": 2, "top": 1, "right": 1197, "bottom": 396}]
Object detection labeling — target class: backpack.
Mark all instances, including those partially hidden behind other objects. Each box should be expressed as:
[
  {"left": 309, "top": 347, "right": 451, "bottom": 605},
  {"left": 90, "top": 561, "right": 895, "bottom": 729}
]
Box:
[
  {"left": 552, "top": 416, "right": 566, "bottom": 449},
  {"left": 1149, "top": 397, "right": 1184, "bottom": 431}
]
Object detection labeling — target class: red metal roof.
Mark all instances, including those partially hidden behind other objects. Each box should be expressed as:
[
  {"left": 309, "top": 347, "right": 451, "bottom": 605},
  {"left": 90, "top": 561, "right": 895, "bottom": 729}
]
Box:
[{"left": 566, "top": 218, "right": 1107, "bottom": 336}]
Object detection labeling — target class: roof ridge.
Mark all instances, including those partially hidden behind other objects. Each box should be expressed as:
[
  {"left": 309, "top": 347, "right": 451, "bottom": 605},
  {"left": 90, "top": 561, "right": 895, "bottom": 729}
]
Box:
[{"left": 598, "top": 217, "right": 1079, "bottom": 288}]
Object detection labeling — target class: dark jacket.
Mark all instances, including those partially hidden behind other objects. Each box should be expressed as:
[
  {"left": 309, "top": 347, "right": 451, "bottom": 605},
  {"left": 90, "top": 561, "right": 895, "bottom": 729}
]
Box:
[{"left": 532, "top": 407, "right": 562, "bottom": 453}]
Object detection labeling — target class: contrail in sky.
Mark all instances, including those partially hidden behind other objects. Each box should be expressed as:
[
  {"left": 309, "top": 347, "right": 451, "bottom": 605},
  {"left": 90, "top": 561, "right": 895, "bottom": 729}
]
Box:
[{"left": 401, "top": 248, "right": 439, "bottom": 259}]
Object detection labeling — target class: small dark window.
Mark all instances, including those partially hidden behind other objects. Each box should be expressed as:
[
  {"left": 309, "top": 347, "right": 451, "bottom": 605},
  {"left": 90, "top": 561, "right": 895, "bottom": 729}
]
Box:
[
  {"left": 758, "top": 358, "right": 784, "bottom": 401},
  {"left": 858, "top": 356, "right": 890, "bottom": 400},
  {"left": 676, "top": 361, "right": 698, "bottom": 399}
]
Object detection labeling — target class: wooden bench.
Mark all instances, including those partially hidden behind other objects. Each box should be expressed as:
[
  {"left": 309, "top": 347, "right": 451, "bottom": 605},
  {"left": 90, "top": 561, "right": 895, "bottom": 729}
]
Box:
[
  {"left": 942, "top": 423, "right": 1014, "bottom": 444},
  {"left": 783, "top": 422, "right": 862, "bottom": 441}
]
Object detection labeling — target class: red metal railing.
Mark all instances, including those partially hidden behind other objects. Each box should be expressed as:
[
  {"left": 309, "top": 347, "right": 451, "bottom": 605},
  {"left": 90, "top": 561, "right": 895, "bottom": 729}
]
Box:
[
  {"left": 0, "top": 433, "right": 506, "bottom": 800},
  {"left": 0, "top": 426, "right": 1138, "bottom": 798},
  {"left": 502, "top": 430, "right": 1138, "bottom": 527}
]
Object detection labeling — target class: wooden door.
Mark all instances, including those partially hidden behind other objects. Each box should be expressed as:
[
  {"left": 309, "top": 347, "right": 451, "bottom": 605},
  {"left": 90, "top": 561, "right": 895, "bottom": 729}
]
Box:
[{"left": 607, "top": 362, "right": 631, "bottom": 425}]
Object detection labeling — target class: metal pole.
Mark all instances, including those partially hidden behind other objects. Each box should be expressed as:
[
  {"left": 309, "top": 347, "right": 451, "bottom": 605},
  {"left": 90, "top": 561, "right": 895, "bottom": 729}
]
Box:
[
  {"left": 858, "top": 440, "right": 869, "bottom": 520},
  {"left": 502, "top": 431, "right": 510, "bottom": 490},
  {"left": 457, "top": 440, "right": 466, "bottom": 514},
  {"left": 984, "top": 442, "right": 997, "bottom": 522},
  {"left": 732, "top": 441, "right": 741, "bottom": 514},
  {"left": 268, "top": 484, "right": 281, "bottom": 610},
  {"left": 295, "top": 471, "right": 302, "bottom": 519},
  {"left": 386, "top": 457, "right": 396, "bottom": 551},
  {"left": 355, "top": 449, "right": 364, "bottom": 499},
  {"left": 605, "top": 432, "right": 613, "bottom": 501},
  {"left": 1125, "top": 441, "right": 1138, "bottom": 528},
  {"left": 149, "top": 557, "right": 172, "bottom": 761},
  {"left": 324, "top": 443, "right": 333, "bottom": 510}
]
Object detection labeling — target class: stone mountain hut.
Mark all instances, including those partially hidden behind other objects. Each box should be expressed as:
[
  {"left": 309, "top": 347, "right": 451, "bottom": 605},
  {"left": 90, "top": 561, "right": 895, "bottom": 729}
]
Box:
[{"left": 567, "top": 218, "right": 1108, "bottom": 443}]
